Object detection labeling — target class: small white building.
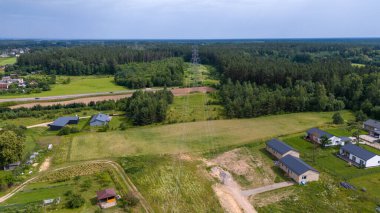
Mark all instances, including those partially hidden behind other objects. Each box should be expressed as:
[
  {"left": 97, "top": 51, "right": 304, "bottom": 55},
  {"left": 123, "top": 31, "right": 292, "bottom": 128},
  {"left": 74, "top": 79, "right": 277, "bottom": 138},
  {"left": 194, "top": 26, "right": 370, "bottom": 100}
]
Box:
[
  {"left": 306, "top": 128, "right": 344, "bottom": 146},
  {"left": 339, "top": 144, "right": 380, "bottom": 168}
]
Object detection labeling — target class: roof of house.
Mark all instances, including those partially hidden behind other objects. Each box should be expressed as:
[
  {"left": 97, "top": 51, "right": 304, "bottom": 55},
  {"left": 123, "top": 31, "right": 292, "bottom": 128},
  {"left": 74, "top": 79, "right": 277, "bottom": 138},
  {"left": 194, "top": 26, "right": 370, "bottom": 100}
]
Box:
[
  {"left": 279, "top": 155, "right": 319, "bottom": 175},
  {"left": 266, "top": 139, "right": 297, "bottom": 155},
  {"left": 97, "top": 188, "right": 116, "bottom": 200},
  {"left": 340, "top": 137, "right": 352, "bottom": 142},
  {"left": 90, "top": 113, "right": 110, "bottom": 123},
  {"left": 341, "top": 144, "right": 377, "bottom": 161},
  {"left": 50, "top": 116, "right": 79, "bottom": 127},
  {"left": 364, "top": 119, "right": 380, "bottom": 130},
  {"left": 306, "top": 128, "right": 333, "bottom": 139}
]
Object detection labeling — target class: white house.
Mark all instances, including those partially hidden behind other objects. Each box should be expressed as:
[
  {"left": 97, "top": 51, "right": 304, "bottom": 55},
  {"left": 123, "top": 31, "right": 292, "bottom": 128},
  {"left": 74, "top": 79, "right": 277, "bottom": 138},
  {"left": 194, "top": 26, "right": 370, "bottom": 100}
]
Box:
[
  {"left": 306, "top": 128, "right": 344, "bottom": 146},
  {"left": 339, "top": 144, "right": 380, "bottom": 168}
]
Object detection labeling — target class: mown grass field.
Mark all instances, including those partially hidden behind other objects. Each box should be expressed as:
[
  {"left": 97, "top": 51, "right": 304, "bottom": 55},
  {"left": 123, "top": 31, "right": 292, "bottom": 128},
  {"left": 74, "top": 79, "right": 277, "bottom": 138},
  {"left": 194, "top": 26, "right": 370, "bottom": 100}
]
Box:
[
  {"left": 0, "top": 57, "right": 16, "bottom": 66},
  {"left": 0, "top": 75, "right": 127, "bottom": 99},
  {"left": 121, "top": 155, "right": 223, "bottom": 213},
  {"left": 67, "top": 111, "right": 353, "bottom": 161}
]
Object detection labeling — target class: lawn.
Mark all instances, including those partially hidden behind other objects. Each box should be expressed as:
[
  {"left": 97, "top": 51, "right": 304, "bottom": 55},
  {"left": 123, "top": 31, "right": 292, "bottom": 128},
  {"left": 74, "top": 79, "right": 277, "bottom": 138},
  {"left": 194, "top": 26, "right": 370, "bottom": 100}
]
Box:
[
  {"left": 120, "top": 155, "right": 223, "bottom": 213},
  {"left": 166, "top": 93, "right": 223, "bottom": 123},
  {"left": 68, "top": 111, "right": 353, "bottom": 161},
  {"left": 0, "top": 75, "right": 127, "bottom": 99},
  {"left": 0, "top": 57, "right": 16, "bottom": 66}
]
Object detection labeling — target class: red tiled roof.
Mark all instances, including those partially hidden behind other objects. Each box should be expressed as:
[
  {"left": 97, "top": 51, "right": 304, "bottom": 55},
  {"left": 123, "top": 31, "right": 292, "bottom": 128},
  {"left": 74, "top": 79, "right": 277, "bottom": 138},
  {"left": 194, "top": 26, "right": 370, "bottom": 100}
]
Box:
[{"left": 97, "top": 188, "right": 116, "bottom": 200}]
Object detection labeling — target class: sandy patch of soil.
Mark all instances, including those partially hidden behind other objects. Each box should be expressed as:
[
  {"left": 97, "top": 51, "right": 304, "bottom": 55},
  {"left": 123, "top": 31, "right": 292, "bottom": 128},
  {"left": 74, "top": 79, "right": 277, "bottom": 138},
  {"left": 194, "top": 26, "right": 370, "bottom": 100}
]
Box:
[
  {"left": 213, "top": 184, "right": 244, "bottom": 213},
  {"left": 39, "top": 157, "right": 51, "bottom": 172},
  {"left": 210, "top": 148, "right": 276, "bottom": 188}
]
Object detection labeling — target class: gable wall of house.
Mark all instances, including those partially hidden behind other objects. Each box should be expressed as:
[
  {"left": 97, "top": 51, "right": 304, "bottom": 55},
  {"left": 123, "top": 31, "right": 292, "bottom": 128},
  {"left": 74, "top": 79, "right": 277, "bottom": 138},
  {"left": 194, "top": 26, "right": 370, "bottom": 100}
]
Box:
[
  {"left": 296, "top": 170, "right": 319, "bottom": 183},
  {"left": 366, "top": 156, "right": 380, "bottom": 167}
]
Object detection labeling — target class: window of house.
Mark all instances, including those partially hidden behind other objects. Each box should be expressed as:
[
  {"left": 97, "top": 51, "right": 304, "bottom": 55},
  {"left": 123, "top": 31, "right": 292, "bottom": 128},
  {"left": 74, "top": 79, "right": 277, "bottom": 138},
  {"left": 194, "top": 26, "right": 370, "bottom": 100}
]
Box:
[{"left": 302, "top": 175, "right": 307, "bottom": 179}]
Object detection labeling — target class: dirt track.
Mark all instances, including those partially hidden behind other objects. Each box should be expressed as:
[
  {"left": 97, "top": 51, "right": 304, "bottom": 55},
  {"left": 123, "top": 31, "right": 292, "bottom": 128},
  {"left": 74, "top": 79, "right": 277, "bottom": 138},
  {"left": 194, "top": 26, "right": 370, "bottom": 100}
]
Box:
[{"left": 10, "top": 87, "right": 215, "bottom": 109}]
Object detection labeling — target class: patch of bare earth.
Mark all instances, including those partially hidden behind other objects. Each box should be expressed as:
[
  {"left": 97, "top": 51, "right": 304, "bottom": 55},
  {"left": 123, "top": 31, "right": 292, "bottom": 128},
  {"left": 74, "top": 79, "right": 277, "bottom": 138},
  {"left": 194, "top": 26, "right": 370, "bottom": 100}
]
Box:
[
  {"left": 210, "top": 148, "right": 276, "bottom": 189},
  {"left": 39, "top": 157, "right": 51, "bottom": 172},
  {"left": 213, "top": 184, "right": 244, "bottom": 213}
]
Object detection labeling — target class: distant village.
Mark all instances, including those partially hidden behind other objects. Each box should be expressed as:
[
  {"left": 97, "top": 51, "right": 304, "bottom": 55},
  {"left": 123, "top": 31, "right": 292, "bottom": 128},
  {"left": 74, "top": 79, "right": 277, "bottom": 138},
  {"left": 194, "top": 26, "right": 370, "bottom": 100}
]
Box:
[
  {"left": 0, "top": 75, "right": 26, "bottom": 90},
  {"left": 0, "top": 48, "right": 30, "bottom": 58}
]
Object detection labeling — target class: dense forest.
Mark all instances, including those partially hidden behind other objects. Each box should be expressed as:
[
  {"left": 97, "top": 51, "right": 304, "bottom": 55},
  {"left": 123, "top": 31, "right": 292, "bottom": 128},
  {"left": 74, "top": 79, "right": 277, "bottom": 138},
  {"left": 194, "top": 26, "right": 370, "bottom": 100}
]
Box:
[
  {"left": 114, "top": 58, "right": 184, "bottom": 88},
  {"left": 4, "top": 40, "right": 380, "bottom": 119},
  {"left": 122, "top": 89, "right": 174, "bottom": 125}
]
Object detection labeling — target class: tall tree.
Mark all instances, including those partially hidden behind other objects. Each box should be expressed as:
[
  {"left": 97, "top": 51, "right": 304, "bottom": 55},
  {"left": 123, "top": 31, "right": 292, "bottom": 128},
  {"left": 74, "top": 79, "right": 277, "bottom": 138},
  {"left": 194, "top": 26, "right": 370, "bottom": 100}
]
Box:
[{"left": 0, "top": 130, "right": 24, "bottom": 166}]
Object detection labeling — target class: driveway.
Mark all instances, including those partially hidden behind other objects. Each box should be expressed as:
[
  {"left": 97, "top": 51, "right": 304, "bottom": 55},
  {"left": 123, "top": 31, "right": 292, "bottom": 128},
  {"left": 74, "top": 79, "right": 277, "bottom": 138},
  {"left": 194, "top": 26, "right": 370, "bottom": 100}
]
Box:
[{"left": 241, "top": 181, "right": 295, "bottom": 197}]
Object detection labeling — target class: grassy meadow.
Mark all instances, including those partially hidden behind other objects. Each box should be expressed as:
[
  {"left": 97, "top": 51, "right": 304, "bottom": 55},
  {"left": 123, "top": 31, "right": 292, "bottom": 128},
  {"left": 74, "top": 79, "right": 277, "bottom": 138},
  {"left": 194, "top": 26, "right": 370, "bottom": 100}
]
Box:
[
  {"left": 121, "top": 155, "right": 223, "bottom": 213},
  {"left": 184, "top": 63, "right": 219, "bottom": 87},
  {"left": 166, "top": 93, "right": 223, "bottom": 123},
  {"left": 67, "top": 111, "right": 353, "bottom": 161},
  {"left": 0, "top": 57, "right": 17, "bottom": 66},
  {"left": 0, "top": 75, "right": 127, "bottom": 99}
]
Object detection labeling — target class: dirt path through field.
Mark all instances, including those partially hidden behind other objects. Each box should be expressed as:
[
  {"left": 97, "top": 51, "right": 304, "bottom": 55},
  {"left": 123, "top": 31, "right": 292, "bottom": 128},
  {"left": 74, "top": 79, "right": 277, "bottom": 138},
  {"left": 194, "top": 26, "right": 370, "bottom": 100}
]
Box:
[{"left": 10, "top": 86, "right": 215, "bottom": 109}]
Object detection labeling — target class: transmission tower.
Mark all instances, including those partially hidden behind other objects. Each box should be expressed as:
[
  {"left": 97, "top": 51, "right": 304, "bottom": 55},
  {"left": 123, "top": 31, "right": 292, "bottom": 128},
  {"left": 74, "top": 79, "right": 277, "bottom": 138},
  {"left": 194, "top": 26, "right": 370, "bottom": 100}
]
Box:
[{"left": 191, "top": 46, "right": 200, "bottom": 65}]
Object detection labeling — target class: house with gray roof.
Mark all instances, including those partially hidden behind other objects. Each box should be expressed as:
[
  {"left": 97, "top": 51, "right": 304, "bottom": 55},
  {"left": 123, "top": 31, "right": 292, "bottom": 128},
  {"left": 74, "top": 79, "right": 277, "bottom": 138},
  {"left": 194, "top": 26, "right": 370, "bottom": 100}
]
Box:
[
  {"left": 90, "top": 113, "right": 111, "bottom": 126},
  {"left": 266, "top": 138, "right": 300, "bottom": 159},
  {"left": 48, "top": 116, "right": 79, "bottom": 130},
  {"left": 339, "top": 144, "right": 380, "bottom": 168},
  {"left": 306, "top": 128, "right": 344, "bottom": 147},
  {"left": 363, "top": 119, "right": 380, "bottom": 138},
  {"left": 279, "top": 155, "right": 319, "bottom": 184}
]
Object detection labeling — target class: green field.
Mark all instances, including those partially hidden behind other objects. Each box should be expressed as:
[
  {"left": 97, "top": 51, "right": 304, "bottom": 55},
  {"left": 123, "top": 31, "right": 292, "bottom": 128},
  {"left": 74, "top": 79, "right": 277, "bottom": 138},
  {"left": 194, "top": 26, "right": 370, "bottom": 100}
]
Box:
[
  {"left": 0, "top": 75, "right": 127, "bottom": 99},
  {"left": 351, "top": 63, "right": 366, "bottom": 68},
  {"left": 0, "top": 57, "right": 16, "bottom": 66},
  {"left": 67, "top": 111, "right": 353, "bottom": 161}
]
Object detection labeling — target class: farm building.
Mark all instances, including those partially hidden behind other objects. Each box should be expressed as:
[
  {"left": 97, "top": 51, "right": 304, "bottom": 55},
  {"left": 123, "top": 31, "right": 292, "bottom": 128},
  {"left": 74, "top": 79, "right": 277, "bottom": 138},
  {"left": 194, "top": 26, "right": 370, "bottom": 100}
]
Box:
[
  {"left": 339, "top": 144, "right": 380, "bottom": 168},
  {"left": 306, "top": 128, "right": 344, "bottom": 146},
  {"left": 90, "top": 113, "right": 111, "bottom": 126},
  {"left": 96, "top": 188, "right": 117, "bottom": 209},
  {"left": 48, "top": 116, "right": 79, "bottom": 130},
  {"left": 363, "top": 119, "right": 380, "bottom": 138},
  {"left": 279, "top": 155, "right": 319, "bottom": 184},
  {"left": 266, "top": 138, "right": 300, "bottom": 159}
]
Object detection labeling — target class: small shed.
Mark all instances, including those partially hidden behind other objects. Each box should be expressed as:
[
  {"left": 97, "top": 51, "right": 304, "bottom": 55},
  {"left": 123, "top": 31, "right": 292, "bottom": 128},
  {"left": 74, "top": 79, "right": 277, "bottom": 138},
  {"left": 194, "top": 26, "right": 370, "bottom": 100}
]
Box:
[
  {"left": 97, "top": 188, "right": 117, "bottom": 209},
  {"left": 3, "top": 161, "right": 21, "bottom": 171}
]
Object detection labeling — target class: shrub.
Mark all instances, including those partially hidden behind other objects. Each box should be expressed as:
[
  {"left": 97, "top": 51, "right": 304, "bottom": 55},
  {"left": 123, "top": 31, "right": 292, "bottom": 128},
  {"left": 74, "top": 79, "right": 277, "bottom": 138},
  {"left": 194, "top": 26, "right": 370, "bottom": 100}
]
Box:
[
  {"left": 124, "top": 191, "right": 139, "bottom": 207},
  {"left": 66, "top": 193, "right": 85, "bottom": 209},
  {"left": 332, "top": 112, "right": 344, "bottom": 124}
]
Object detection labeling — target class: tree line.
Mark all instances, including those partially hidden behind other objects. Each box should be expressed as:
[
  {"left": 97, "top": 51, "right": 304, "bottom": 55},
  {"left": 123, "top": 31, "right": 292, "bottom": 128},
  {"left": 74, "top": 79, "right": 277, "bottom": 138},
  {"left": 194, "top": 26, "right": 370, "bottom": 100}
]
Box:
[{"left": 114, "top": 58, "right": 184, "bottom": 89}]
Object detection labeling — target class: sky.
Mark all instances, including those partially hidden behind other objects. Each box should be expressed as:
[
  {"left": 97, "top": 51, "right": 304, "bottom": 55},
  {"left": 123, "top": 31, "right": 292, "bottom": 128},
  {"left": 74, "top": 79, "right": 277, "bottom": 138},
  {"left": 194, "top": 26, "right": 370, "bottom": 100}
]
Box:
[{"left": 0, "top": 0, "right": 379, "bottom": 39}]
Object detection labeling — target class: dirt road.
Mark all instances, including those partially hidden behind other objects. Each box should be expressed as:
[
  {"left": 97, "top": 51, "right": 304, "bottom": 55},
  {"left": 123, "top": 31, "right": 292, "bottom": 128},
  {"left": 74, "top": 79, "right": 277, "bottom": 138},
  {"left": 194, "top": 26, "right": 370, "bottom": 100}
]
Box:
[
  {"left": 211, "top": 166, "right": 257, "bottom": 213},
  {"left": 10, "top": 86, "right": 215, "bottom": 109}
]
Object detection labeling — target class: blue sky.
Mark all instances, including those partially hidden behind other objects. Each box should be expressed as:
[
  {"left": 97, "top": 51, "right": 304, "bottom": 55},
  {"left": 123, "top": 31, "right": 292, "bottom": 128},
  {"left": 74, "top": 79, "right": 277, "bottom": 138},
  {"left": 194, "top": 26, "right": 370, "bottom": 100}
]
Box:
[{"left": 0, "top": 0, "right": 379, "bottom": 39}]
